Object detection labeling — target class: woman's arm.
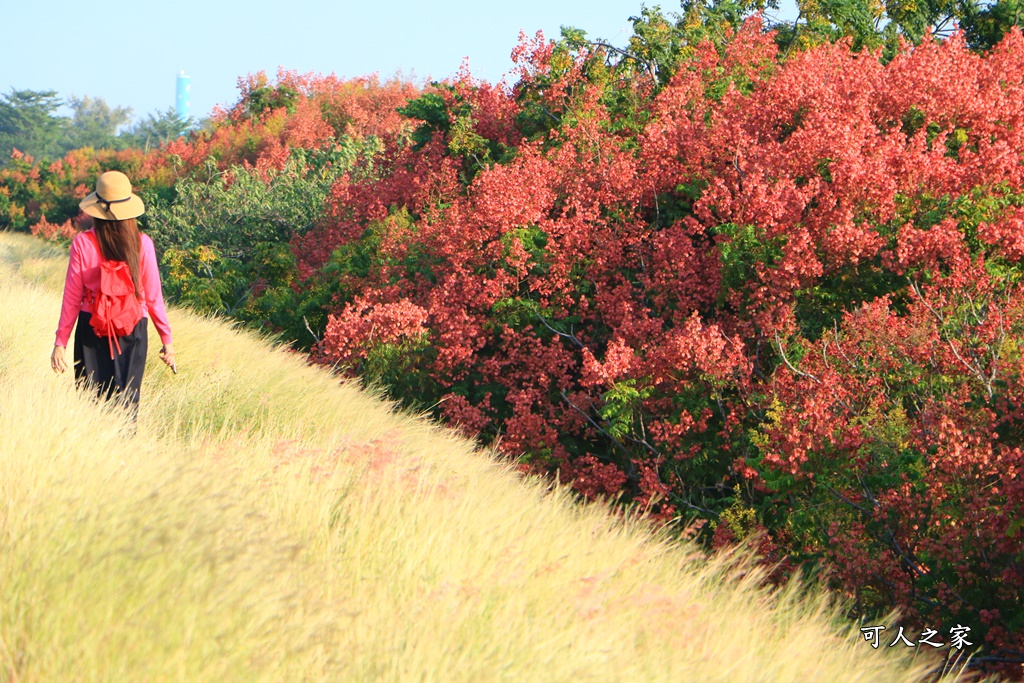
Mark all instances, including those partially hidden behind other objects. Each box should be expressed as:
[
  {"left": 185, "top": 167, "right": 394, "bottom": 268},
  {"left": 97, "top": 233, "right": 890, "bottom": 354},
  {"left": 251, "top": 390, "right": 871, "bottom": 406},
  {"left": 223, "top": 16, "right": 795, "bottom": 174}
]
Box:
[
  {"left": 140, "top": 234, "right": 176, "bottom": 370},
  {"left": 140, "top": 234, "right": 173, "bottom": 346}
]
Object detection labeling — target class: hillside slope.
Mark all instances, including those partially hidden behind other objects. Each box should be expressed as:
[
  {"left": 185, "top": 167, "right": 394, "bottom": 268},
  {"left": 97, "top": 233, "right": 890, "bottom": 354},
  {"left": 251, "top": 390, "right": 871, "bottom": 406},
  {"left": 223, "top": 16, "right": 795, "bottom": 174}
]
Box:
[{"left": 0, "top": 231, "right": 980, "bottom": 681}]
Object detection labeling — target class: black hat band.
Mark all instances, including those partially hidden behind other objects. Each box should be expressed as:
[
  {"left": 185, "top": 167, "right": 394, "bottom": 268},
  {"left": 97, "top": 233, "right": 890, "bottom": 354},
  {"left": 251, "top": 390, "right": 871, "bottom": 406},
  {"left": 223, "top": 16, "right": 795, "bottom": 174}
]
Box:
[{"left": 96, "top": 192, "right": 131, "bottom": 218}]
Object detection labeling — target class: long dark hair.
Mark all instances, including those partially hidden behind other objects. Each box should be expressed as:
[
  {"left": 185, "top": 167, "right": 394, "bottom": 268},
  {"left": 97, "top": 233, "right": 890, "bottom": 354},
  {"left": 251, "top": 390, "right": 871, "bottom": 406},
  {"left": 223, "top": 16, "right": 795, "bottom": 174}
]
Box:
[{"left": 93, "top": 217, "right": 143, "bottom": 300}]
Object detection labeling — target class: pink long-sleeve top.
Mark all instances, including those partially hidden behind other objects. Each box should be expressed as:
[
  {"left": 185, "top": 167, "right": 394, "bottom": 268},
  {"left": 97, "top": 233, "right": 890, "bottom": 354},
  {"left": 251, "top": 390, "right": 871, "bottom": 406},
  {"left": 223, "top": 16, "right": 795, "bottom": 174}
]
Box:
[{"left": 54, "top": 229, "right": 173, "bottom": 348}]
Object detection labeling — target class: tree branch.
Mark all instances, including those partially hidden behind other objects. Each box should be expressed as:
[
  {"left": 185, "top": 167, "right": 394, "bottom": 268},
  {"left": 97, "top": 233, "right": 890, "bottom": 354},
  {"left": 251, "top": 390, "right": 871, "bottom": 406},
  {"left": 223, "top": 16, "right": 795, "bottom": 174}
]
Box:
[
  {"left": 910, "top": 280, "right": 995, "bottom": 399},
  {"left": 561, "top": 389, "right": 631, "bottom": 457},
  {"left": 536, "top": 312, "right": 584, "bottom": 348},
  {"left": 585, "top": 40, "right": 657, "bottom": 82},
  {"left": 773, "top": 332, "right": 822, "bottom": 384}
]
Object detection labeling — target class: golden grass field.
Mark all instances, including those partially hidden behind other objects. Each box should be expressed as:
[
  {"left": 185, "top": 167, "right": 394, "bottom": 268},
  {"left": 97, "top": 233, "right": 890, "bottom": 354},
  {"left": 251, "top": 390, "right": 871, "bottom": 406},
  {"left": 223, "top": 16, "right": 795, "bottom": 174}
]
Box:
[{"left": 0, "top": 230, "right": 994, "bottom": 681}]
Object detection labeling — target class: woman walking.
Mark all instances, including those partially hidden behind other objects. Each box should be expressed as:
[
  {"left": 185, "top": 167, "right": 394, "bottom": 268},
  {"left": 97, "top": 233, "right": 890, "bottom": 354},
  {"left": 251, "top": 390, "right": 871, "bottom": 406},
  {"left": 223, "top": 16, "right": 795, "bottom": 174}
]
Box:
[{"left": 50, "top": 171, "right": 176, "bottom": 416}]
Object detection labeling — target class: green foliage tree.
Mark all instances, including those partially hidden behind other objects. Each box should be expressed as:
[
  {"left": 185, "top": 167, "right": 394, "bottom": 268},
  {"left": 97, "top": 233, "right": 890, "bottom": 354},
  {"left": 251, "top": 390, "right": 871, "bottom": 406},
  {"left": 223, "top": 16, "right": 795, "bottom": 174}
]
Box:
[
  {"left": 0, "top": 90, "right": 149, "bottom": 165},
  {"left": 961, "top": 0, "right": 1024, "bottom": 48},
  {"left": 0, "top": 89, "right": 66, "bottom": 164},
  {"left": 143, "top": 141, "right": 373, "bottom": 346},
  {"left": 64, "top": 95, "right": 133, "bottom": 151},
  {"left": 556, "top": 0, "right": 1022, "bottom": 96},
  {"left": 776, "top": 0, "right": 1020, "bottom": 51}
]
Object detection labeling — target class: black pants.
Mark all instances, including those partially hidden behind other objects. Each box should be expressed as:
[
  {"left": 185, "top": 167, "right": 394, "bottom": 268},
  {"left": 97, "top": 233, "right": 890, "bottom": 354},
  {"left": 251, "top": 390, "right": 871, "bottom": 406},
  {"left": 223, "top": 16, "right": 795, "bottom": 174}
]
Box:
[{"left": 73, "top": 311, "right": 148, "bottom": 418}]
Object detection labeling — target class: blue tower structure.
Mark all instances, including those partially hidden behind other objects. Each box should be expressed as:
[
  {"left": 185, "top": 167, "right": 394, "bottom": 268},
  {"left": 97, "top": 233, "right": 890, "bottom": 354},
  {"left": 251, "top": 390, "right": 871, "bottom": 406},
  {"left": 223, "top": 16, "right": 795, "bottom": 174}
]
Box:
[{"left": 176, "top": 71, "right": 191, "bottom": 121}]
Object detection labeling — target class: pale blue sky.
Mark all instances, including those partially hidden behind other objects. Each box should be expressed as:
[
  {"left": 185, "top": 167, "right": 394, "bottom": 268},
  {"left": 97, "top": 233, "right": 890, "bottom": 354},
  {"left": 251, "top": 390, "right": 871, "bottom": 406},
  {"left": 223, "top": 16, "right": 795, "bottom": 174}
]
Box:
[{"left": 3, "top": 0, "right": 797, "bottom": 124}]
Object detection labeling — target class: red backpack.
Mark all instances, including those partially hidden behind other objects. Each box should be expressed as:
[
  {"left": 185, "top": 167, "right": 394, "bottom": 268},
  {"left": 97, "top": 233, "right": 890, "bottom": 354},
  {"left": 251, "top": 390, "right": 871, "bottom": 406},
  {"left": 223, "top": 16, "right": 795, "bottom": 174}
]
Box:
[{"left": 85, "top": 231, "right": 143, "bottom": 359}]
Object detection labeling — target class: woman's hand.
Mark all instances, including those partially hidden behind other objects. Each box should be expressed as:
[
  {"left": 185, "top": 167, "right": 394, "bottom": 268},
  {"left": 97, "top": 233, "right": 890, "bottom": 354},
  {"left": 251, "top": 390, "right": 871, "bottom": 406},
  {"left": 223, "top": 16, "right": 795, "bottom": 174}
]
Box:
[
  {"left": 159, "top": 343, "right": 177, "bottom": 373},
  {"left": 51, "top": 345, "right": 67, "bottom": 374}
]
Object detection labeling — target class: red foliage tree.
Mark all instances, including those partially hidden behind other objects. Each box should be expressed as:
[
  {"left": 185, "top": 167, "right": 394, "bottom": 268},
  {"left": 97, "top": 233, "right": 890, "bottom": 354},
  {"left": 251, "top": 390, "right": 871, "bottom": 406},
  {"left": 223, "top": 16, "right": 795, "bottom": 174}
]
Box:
[{"left": 300, "top": 20, "right": 1024, "bottom": 674}]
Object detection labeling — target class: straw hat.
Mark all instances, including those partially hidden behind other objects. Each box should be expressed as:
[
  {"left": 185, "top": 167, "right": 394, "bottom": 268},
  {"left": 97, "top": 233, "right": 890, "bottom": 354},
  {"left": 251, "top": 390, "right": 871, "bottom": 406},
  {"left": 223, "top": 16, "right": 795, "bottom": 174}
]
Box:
[{"left": 79, "top": 171, "right": 145, "bottom": 220}]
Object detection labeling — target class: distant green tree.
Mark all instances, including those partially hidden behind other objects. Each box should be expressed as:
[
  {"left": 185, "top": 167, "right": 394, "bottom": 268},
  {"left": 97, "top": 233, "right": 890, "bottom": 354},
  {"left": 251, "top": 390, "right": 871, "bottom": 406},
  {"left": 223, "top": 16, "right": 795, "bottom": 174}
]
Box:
[
  {"left": 119, "top": 108, "right": 194, "bottom": 151},
  {"left": 0, "top": 89, "right": 66, "bottom": 164},
  {"left": 64, "top": 95, "right": 132, "bottom": 151}
]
